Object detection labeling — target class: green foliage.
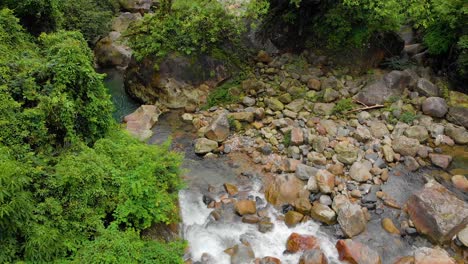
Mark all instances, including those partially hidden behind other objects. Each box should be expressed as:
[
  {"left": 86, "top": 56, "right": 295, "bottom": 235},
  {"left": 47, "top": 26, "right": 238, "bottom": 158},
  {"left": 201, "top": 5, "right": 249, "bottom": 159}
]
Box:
[
  {"left": 2, "top": 0, "right": 118, "bottom": 41},
  {"left": 381, "top": 56, "right": 416, "bottom": 70},
  {"left": 0, "top": 10, "right": 184, "bottom": 263},
  {"left": 316, "top": 0, "right": 405, "bottom": 48},
  {"left": 206, "top": 78, "right": 244, "bottom": 108},
  {"left": 127, "top": 0, "right": 244, "bottom": 61},
  {"left": 283, "top": 130, "right": 292, "bottom": 147},
  {"left": 332, "top": 98, "right": 356, "bottom": 115},
  {"left": 399, "top": 111, "right": 418, "bottom": 124},
  {"left": 73, "top": 226, "right": 185, "bottom": 264}
]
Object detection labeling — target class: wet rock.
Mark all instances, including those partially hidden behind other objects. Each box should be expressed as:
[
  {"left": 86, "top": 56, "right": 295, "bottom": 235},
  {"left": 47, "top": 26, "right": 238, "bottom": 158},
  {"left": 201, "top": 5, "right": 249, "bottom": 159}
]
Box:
[
  {"left": 258, "top": 220, "right": 274, "bottom": 233},
  {"left": 404, "top": 125, "right": 429, "bottom": 142},
  {"left": 310, "top": 202, "right": 337, "bottom": 225},
  {"left": 382, "top": 218, "right": 400, "bottom": 235},
  {"left": 406, "top": 180, "right": 468, "bottom": 244},
  {"left": 224, "top": 183, "right": 239, "bottom": 196},
  {"left": 205, "top": 113, "right": 230, "bottom": 142},
  {"left": 451, "top": 175, "right": 468, "bottom": 192},
  {"left": 337, "top": 202, "right": 367, "bottom": 238},
  {"left": 257, "top": 256, "right": 281, "bottom": 264},
  {"left": 266, "top": 97, "right": 285, "bottom": 111},
  {"left": 336, "top": 239, "right": 381, "bottom": 264},
  {"left": 422, "top": 97, "right": 448, "bottom": 118},
  {"left": 334, "top": 141, "right": 359, "bottom": 165},
  {"left": 291, "top": 127, "right": 304, "bottom": 146},
  {"left": 226, "top": 243, "right": 255, "bottom": 264},
  {"left": 415, "top": 78, "right": 440, "bottom": 97},
  {"left": 265, "top": 174, "right": 305, "bottom": 206},
  {"left": 445, "top": 124, "right": 468, "bottom": 144},
  {"left": 349, "top": 160, "right": 372, "bottom": 182},
  {"left": 235, "top": 200, "right": 257, "bottom": 216},
  {"left": 285, "top": 210, "right": 304, "bottom": 227},
  {"left": 316, "top": 169, "right": 335, "bottom": 194},
  {"left": 286, "top": 233, "right": 319, "bottom": 253},
  {"left": 296, "top": 164, "right": 319, "bottom": 181},
  {"left": 447, "top": 106, "right": 468, "bottom": 129},
  {"left": 194, "top": 138, "right": 218, "bottom": 154},
  {"left": 429, "top": 154, "right": 452, "bottom": 169},
  {"left": 413, "top": 247, "right": 455, "bottom": 264},
  {"left": 392, "top": 136, "right": 421, "bottom": 157},
  {"left": 124, "top": 105, "right": 161, "bottom": 141},
  {"left": 299, "top": 249, "right": 328, "bottom": 264}
]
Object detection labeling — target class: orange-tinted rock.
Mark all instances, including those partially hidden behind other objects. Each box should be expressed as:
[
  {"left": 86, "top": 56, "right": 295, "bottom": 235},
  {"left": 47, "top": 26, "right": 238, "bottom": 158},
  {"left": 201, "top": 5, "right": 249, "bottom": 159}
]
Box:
[
  {"left": 265, "top": 174, "right": 305, "bottom": 206},
  {"left": 294, "top": 197, "right": 313, "bottom": 215},
  {"left": 393, "top": 256, "right": 414, "bottom": 264},
  {"left": 451, "top": 175, "right": 468, "bottom": 192},
  {"left": 286, "top": 233, "right": 319, "bottom": 253},
  {"left": 382, "top": 218, "right": 400, "bottom": 235},
  {"left": 285, "top": 210, "right": 304, "bottom": 227},
  {"left": 336, "top": 239, "right": 381, "bottom": 264},
  {"left": 235, "top": 200, "right": 257, "bottom": 215},
  {"left": 406, "top": 181, "right": 468, "bottom": 244},
  {"left": 414, "top": 247, "right": 455, "bottom": 264},
  {"left": 224, "top": 183, "right": 239, "bottom": 196},
  {"left": 256, "top": 256, "right": 281, "bottom": 264},
  {"left": 316, "top": 169, "right": 335, "bottom": 194}
]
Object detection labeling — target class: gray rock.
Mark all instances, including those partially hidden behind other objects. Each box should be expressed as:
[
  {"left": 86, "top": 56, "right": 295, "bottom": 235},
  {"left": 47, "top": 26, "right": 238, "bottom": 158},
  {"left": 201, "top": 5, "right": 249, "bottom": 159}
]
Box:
[
  {"left": 320, "top": 119, "right": 338, "bottom": 137},
  {"left": 447, "top": 106, "right": 468, "bottom": 129},
  {"left": 445, "top": 124, "right": 468, "bottom": 144},
  {"left": 242, "top": 96, "right": 256, "bottom": 107},
  {"left": 354, "top": 125, "right": 372, "bottom": 142},
  {"left": 369, "top": 121, "right": 390, "bottom": 139},
  {"left": 313, "top": 103, "right": 335, "bottom": 116},
  {"left": 205, "top": 112, "right": 230, "bottom": 142},
  {"left": 404, "top": 125, "right": 429, "bottom": 142},
  {"left": 194, "top": 138, "right": 218, "bottom": 154},
  {"left": 311, "top": 136, "right": 329, "bottom": 153},
  {"left": 404, "top": 156, "right": 420, "bottom": 171},
  {"left": 349, "top": 160, "right": 372, "bottom": 182},
  {"left": 422, "top": 97, "right": 448, "bottom": 118},
  {"left": 323, "top": 88, "right": 340, "bottom": 103},
  {"left": 310, "top": 203, "right": 337, "bottom": 225},
  {"left": 286, "top": 99, "right": 305, "bottom": 113},
  {"left": 337, "top": 202, "right": 367, "bottom": 238},
  {"left": 392, "top": 136, "right": 421, "bottom": 156},
  {"left": 356, "top": 71, "right": 410, "bottom": 105},
  {"left": 416, "top": 78, "right": 440, "bottom": 97},
  {"left": 266, "top": 97, "right": 285, "bottom": 111},
  {"left": 295, "top": 164, "right": 319, "bottom": 181}
]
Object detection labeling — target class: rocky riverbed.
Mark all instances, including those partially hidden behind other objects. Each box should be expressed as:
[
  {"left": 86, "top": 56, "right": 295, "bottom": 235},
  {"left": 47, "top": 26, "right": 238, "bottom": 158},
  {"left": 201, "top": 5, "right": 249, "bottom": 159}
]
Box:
[{"left": 109, "top": 49, "right": 468, "bottom": 263}]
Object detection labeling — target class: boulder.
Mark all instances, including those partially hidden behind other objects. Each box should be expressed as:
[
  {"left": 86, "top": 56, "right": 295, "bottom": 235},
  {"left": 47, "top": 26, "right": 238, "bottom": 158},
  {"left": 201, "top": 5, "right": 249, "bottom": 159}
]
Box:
[
  {"left": 447, "top": 106, "right": 468, "bottom": 129},
  {"left": 392, "top": 136, "right": 421, "bottom": 157},
  {"left": 205, "top": 112, "right": 230, "bottom": 142},
  {"left": 285, "top": 210, "right": 304, "bottom": 227},
  {"left": 356, "top": 71, "right": 410, "bottom": 105},
  {"left": 406, "top": 180, "right": 468, "bottom": 244},
  {"left": 124, "top": 105, "right": 160, "bottom": 141},
  {"left": 422, "top": 97, "right": 448, "bottom": 118},
  {"left": 334, "top": 141, "right": 359, "bottom": 164},
  {"left": 349, "top": 160, "right": 372, "bottom": 182},
  {"left": 119, "top": 0, "right": 153, "bottom": 12},
  {"left": 337, "top": 202, "right": 367, "bottom": 238},
  {"left": 235, "top": 200, "right": 257, "bottom": 216},
  {"left": 194, "top": 138, "right": 218, "bottom": 154},
  {"left": 125, "top": 54, "right": 229, "bottom": 107},
  {"left": 445, "top": 124, "right": 468, "bottom": 144},
  {"left": 310, "top": 202, "right": 337, "bottom": 225},
  {"left": 315, "top": 169, "right": 335, "bottom": 194},
  {"left": 336, "top": 239, "right": 381, "bottom": 264},
  {"left": 286, "top": 233, "right": 319, "bottom": 253},
  {"left": 265, "top": 174, "right": 305, "bottom": 206},
  {"left": 94, "top": 35, "right": 132, "bottom": 68},
  {"left": 299, "top": 249, "right": 328, "bottom": 264},
  {"left": 415, "top": 78, "right": 440, "bottom": 97},
  {"left": 429, "top": 154, "right": 452, "bottom": 169},
  {"left": 413, "top": 247, "right": 455, "bottom": 264},
  {"left": 111, "top": 12, "right": 142, "bottom": 32}
]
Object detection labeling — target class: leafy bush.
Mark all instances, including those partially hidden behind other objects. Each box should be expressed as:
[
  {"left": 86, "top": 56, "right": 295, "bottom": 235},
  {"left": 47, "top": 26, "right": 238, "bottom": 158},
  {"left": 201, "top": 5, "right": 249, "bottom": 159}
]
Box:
[
  {"left": 127, "top": 0, "right": 244, "bottom": 61},
  {"left": 399, "top": 111, "right": 418, "bottom": 124},
  {"left": 332, "top": 98, "right": 356, "bottom": 115}
]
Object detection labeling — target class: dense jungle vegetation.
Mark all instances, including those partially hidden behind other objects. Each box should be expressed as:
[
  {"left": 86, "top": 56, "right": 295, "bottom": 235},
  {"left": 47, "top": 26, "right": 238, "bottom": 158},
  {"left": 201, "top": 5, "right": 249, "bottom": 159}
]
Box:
[{"left": 0, "top": 0, "right": 466, "bottom": 263}]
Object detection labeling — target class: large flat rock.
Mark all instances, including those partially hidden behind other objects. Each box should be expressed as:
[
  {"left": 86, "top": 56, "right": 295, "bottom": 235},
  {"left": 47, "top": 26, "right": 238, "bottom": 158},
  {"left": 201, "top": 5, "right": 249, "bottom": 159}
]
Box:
[{"left": 406, "top": 180, "right": 468, "bottom": 244}]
